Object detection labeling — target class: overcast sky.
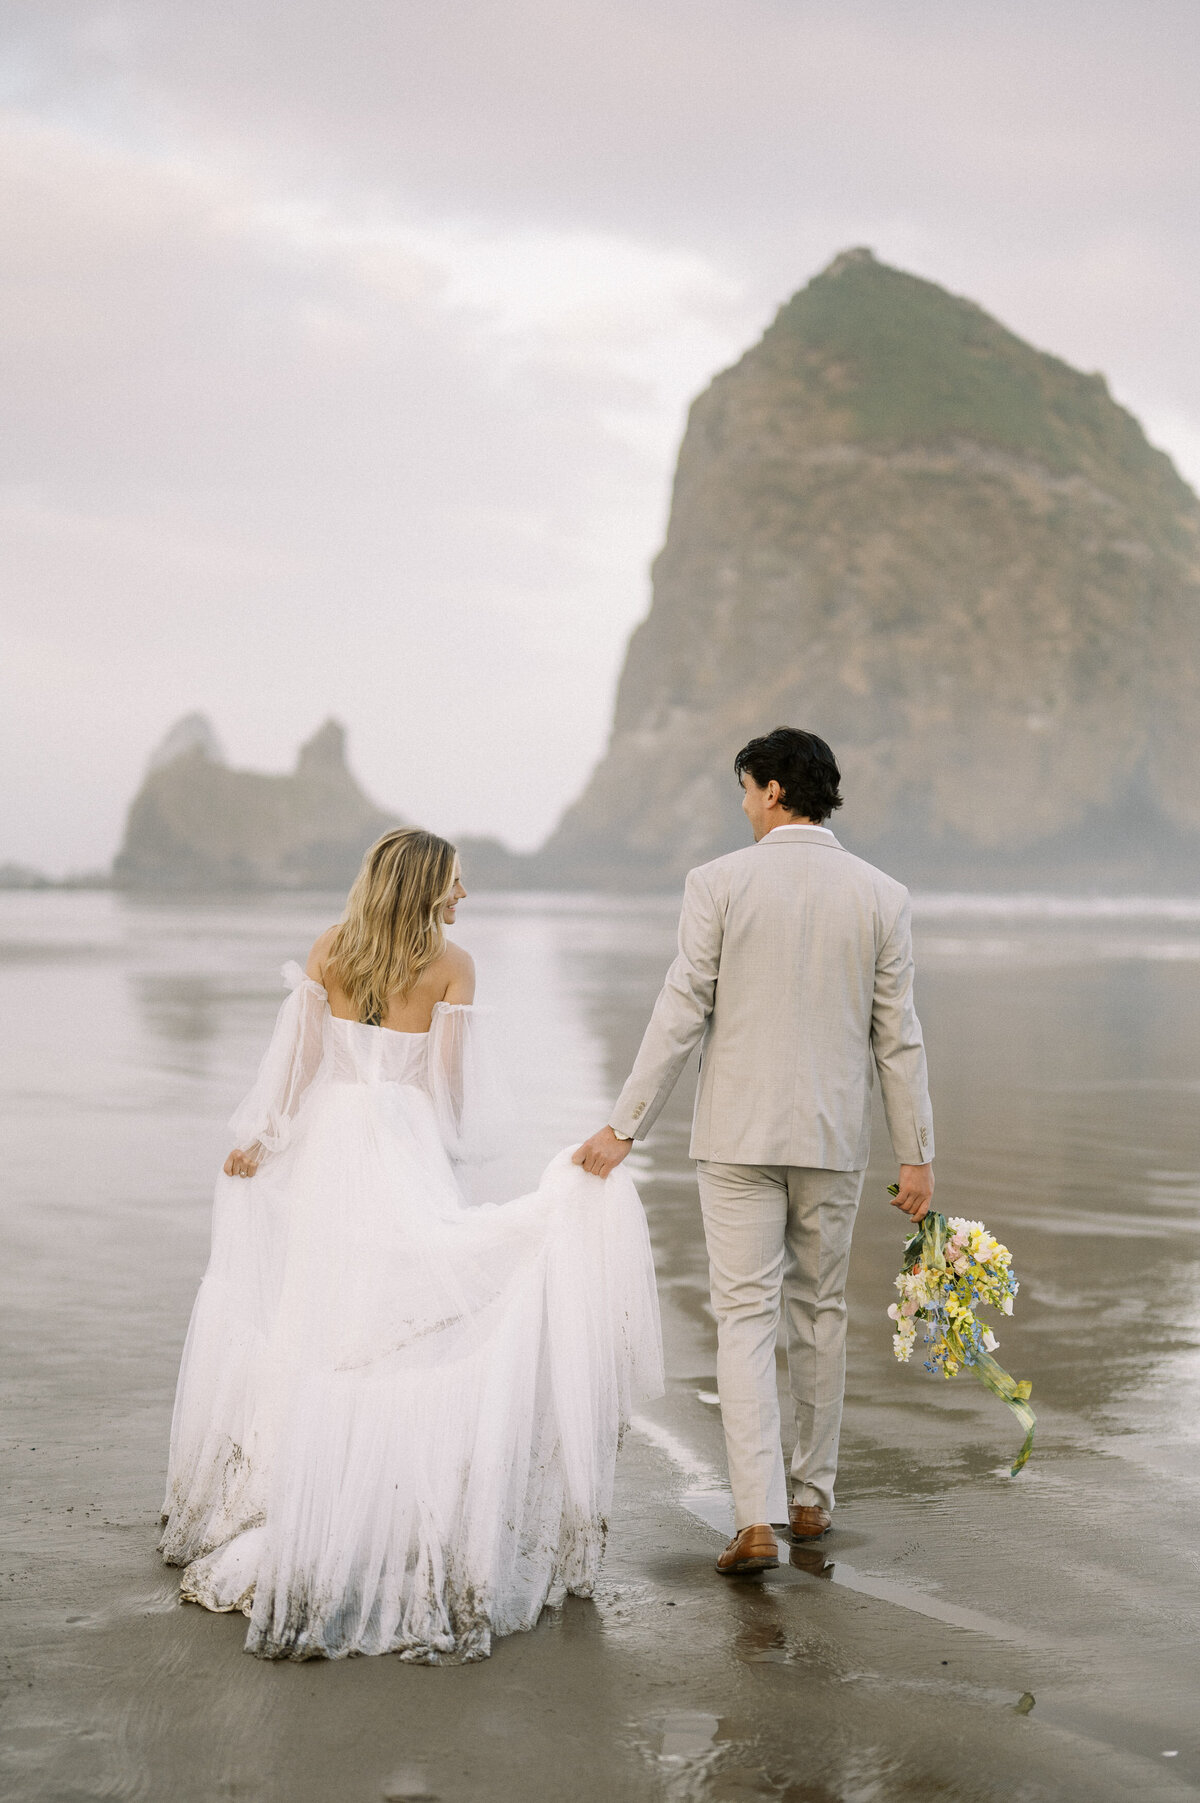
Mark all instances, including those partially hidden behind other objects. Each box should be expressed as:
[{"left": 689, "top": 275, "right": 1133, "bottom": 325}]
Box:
[{"left": 4, "top": 1, "right": 1199, "bottom": 872}]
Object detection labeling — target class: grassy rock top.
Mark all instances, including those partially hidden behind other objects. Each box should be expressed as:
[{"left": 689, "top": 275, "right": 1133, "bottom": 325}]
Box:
[{"left": 721, "top": 250, "right": 1188, "bottom": 529}]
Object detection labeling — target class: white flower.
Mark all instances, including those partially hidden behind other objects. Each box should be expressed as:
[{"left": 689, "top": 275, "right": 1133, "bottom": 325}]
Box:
[
  {"left": 982, "top": 1329, "right": 999, "bottom": 1351},
  {"left": 1001, "top": 1297, "right": 1013, "bottom": 1315}
]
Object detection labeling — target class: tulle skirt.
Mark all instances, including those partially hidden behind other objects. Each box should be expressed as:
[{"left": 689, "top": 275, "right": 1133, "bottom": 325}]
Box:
[{"left": 159, "top": 1081, "right": 663, "bottom": 1661}]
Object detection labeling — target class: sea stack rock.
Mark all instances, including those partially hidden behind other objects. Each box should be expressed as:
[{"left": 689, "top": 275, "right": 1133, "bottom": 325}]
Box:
[
  {"left": 113, "top": 717, "right": 402, "bottom": 889},
  {"left": 541, "top": 249, "right": 1200, "bottom": 887}
]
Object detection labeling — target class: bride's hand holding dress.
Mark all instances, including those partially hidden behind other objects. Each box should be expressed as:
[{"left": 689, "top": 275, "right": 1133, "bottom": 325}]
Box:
[{"left": 223, "top": 1146, "right": 261, "bottom": 1178}]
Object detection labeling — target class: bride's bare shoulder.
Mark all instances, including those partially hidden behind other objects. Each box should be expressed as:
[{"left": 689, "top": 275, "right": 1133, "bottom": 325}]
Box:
[
  {"left": 436, "top": 939, "right": 476, "bottom": 1003},
  {"left": 305, "top": 925, "right": 340, "bottom": 984}
]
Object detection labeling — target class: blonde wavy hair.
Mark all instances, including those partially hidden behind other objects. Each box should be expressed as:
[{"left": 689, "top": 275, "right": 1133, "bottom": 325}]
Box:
[{"left": 328, "top": 827, "right": 460, "bottom": 1024}]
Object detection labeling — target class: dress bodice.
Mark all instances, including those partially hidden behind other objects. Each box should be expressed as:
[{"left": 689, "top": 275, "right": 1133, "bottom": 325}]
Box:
[
  {"left": 323, "top": 1013, "right": 431, "bottom": 1087},
  {"left": 229, "top": 965, "right": 498, "bottom": 1165}
]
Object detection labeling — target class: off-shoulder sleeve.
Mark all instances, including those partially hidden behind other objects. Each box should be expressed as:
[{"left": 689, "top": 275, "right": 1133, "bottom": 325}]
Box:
[
  {"left": 425, "top": 1003, "right": 510, "bottom": 1164},
  {"left": 228, "top": 960, "right": 328, "bottom": 1156}
]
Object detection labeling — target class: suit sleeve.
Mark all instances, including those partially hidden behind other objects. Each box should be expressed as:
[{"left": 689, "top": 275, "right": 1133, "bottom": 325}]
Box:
[
  {"left": 609, "top": 867, "right": 724, "bottom": 1140},
  {"left": 870, "top": 892, "right": 935, "bottom": 1163}
]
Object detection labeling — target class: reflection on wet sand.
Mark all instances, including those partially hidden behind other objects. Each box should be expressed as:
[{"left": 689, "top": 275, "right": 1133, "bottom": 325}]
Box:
[
  {"left": 787, "top": 1545, "right": 834, "bottom": 1579},
  {"left": 2, "top": 889, "right": 1199, "bottom": 1800},
  {"left": 135, "top": 971, "right": 224, "bottom": 1051}
]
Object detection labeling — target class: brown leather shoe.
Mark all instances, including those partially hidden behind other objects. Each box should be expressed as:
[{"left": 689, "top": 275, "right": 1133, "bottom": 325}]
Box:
[
  {"left": 788, "top": 1503, "right": 831, "bottom": 1541},
  {"left": 715, "top": 1524, "right": 780, "bottom": 1575}
]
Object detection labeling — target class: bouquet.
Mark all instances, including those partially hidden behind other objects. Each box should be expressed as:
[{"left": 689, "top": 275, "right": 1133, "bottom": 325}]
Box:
[{"left": 886, "top": 1195, "right": 1035, "bottom": 1474}]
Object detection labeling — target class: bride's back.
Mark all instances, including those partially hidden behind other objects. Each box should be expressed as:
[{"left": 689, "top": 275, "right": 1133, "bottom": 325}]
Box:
[{"left": 318, "top": 933, "right": 472, "bottom": 1034}]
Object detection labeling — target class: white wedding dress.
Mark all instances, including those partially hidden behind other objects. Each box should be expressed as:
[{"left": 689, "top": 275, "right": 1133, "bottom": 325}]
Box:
[{"left": 159, "top": 963, "right": 663, "bottom": 1662}]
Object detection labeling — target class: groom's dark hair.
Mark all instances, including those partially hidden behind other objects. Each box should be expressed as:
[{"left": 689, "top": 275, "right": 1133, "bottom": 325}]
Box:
[{"left": 734, "top": 728, "right": 843, "bottom": 822}]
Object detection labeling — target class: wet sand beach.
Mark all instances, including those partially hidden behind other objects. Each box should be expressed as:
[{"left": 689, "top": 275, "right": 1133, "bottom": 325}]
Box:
[{"left": 3, "top": 888, "right": 1200, "bottom": 1801}]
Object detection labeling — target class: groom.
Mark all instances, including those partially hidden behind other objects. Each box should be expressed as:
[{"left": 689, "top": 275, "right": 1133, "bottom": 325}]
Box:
[{"left": 575, "top": 727, "right": 935, "bottom": 1575}]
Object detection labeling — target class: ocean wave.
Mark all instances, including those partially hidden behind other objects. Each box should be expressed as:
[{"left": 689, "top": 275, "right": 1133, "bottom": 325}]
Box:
[{"left": 912, "top": 892, "right": 1200, "bottom": 922}]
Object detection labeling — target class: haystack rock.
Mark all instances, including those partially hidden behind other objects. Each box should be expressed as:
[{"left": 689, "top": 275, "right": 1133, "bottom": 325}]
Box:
[
  {"left": 114, "top": 717, "right": 403, "bottom": 889},
  {"left": 540, "top": 249, "right": 1200, "bottom": 888}
]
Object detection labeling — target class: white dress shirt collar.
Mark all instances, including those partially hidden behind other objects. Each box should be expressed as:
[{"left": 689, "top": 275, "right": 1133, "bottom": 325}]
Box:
[{"left": 762, "top": 822, "right": 837, "bottom": 840}]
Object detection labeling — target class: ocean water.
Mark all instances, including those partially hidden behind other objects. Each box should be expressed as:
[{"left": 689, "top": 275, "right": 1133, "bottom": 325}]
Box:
[{"left": 3, "top": 887, "right": 1199, "bottom": 1801}]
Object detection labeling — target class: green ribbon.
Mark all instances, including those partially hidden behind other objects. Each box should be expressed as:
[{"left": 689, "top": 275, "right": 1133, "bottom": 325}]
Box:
[
  {"left": 970, "top": 1350, "right": 1036, "bottom": 1475},
  {"left": 892, "top": 1199, "right": 1035, "bottom": 1475}
]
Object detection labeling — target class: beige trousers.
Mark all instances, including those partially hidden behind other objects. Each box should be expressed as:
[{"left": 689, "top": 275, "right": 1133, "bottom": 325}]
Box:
[{"left": 696, "top": 1161, "right": 866, "bottom": 1528}]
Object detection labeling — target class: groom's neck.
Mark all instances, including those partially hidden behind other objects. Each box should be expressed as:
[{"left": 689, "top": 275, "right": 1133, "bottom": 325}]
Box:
[{"left": 754, "top": 811, "right": 817, "bottom": 841}]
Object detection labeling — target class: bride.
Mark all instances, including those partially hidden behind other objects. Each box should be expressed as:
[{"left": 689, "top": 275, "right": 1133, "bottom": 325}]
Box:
[{"left": 159, "top": 828, "right": 663, "bottom": 1663}]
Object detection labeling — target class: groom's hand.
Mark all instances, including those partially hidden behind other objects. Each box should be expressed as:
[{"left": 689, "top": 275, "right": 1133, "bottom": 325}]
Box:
[
  {"left": 890, "top": 1163, "right": 933, "bottom": 1220},
  {"left": 573, "top": 1126, "right": 633, "bottom": 1178}
]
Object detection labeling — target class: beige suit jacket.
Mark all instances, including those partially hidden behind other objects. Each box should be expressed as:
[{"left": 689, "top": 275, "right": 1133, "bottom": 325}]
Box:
[{"left": 610, "top": 826, "right": 934, "bottom": 1170}]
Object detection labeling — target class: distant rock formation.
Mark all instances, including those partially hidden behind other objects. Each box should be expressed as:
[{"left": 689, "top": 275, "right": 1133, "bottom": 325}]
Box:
[
  {"left": 113, "top": 716, "right": 529, "bottom": 892},
  {"left": 114, "top": 718, "right": 404, "bottom": 890},
  {"left": 107, "top": 253, "right": 1200, "bottom": 895},
  {"left": 0, "top": 862, "right": 52, "bottom": 890},
  {"left": 147, "top": 712, "right": 225, "bottom": 773},
  {"left": 454, "top": 835, "right": 533, "bottom": 891},
  {"left": 540, "top": 249, "right": 1200, "bottom": 888}
]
